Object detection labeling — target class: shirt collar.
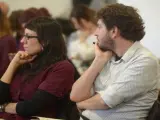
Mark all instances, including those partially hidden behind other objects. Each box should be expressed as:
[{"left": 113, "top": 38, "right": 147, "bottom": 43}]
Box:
[
  {"left": 122, "top": 42, "right": 142, "bottom": 62},
  {"left": 111, "top": 42, "right": 142, "bottom": 63}
]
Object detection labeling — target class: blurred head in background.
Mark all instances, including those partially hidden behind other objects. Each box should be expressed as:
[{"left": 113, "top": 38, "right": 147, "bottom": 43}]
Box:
[
  {"left": 9, "top": 10, "right": 24, "bottom": 34},
  {"left": 0, "top": 2, "right": 9, "bottom": 15},
  {"left": 19, "top": 7, "right": 52, "bottom": 30},
  {"left": 38, "top": 7, "right": 52, "bottom": 17},
  {"left": 19, "top": 7, "right": 39, "bottom": 29},
  {"left": 9, "top": 10, "right": 24, "bottom": 45},
  {"left": 0, "top": 8, "right": 12, "bottom": 37},
  {"left": 70, "top": 4, "right": 97, "bottom": 32}
]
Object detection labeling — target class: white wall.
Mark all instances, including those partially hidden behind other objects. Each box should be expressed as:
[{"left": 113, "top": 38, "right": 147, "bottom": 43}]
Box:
[
  {"left": 4, "top": 0, "right": 116, "bottom": 18},
  {"left": 118, "top": 0, "right": 160, "bottom": 58},
  {"left": 3, "top": 0, "right": 72, "bottom": 19},
  {"left": 4, "top": 0, "right": 159, "bottom": 57}
]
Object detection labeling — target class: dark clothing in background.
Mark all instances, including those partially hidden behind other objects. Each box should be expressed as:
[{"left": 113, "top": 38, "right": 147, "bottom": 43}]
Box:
[{"left": 0, "top": 35, "right": 17, "bottom": 77}]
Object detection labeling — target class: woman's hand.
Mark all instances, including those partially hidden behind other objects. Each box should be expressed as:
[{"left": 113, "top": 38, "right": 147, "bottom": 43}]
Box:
[
  {"left": 11, "top": 51, "right": 37, "bottom": 67},
  {"left": 1, "top": 51, "right": 37, "bottom": 84}
]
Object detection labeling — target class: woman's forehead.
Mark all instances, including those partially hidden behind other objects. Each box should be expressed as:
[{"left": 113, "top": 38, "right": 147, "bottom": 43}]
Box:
[{"left": 24, "top": 28, "right": 37, "bottom": 35}]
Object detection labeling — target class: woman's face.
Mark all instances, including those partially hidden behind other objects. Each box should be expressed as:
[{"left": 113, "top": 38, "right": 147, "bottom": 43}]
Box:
[
  {"left": 71, "top": 17, "right": 83, "bottom": 30},
  {"left": 21, "top": 28, "right": 42, "bottom": 55}
]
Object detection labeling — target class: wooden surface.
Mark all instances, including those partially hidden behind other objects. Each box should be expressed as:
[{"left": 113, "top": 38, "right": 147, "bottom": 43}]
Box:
[{"left": 33, "top": 117, "right": 63, "bottom": 120}]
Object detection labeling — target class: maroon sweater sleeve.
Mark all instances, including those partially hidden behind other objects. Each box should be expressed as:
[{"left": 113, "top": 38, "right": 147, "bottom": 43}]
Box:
[{"left": 38, "top": 60, "right": 75, "bottom": 97}]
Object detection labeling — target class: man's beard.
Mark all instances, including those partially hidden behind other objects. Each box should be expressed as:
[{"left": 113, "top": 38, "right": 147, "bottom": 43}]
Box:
[
  {"left": 98, "top": 38, "right": 115, "bottom": 52},
  {"left": 98, "top": 43, "right": 110, "bottom": 52}
]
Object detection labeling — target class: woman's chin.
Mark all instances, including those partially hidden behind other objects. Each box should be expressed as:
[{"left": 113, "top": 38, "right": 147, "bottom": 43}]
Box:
[
  {"left": 24, "top": 51, "right": 32, "bottom": 55},
  {"left": 27, "top": 52, "right": 38, "bottom": 56},
  {"left": 24, "top": 49, "right": 40, "bottom": 56}
]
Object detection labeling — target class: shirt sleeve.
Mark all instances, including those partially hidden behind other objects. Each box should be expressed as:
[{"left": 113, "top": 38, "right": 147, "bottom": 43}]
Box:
[
  {"left": 38, "top": 61, "right": 75, "bottom": 97},
  {"left": 16, "top": 89, "right": 57, "bottom": 117},
  {"left": 99, "top": 57, "right": 159, "bottom": 108}
]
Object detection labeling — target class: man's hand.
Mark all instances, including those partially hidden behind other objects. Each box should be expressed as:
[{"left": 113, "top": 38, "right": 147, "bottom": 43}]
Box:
[{"left": 94, "top": 42, "right": 113, "bottom": 62}]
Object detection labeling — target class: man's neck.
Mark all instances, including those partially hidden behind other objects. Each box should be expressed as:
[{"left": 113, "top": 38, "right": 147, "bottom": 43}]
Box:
[{"left": 114, "top": 39, "right": 134, "bottom": 57}]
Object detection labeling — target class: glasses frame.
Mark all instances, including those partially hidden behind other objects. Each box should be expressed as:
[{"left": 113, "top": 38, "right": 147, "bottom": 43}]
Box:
[{"left": 23, "top": 34, "right": 38, "bottom": 40}]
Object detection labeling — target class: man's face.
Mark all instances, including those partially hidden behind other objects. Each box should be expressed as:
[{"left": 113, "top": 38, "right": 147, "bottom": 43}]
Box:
[{"left": 94, "top": 19, "right": 115, "bottom": 51}]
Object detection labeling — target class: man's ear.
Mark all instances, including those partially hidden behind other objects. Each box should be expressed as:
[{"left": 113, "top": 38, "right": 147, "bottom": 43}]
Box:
[{"left": 110, "top": 26, "right": 120, "bottom": 39}]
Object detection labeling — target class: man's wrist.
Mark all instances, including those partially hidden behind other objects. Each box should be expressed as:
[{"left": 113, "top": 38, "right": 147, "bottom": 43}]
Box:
[
  {"left": 77, "top": 102, "right": 84, "bottom": 110},
  {"left": 90, "top": 57, "right": 108, "bottom": 72},
  {"left": 95, "top": 55, "right": 111, "bottom": 62}
]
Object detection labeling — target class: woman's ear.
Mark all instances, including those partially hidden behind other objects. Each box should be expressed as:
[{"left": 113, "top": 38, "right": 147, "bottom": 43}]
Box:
[
  {"left": 41, "top": 45, "right": 44, "bottom": 51},
  {"left": 40, "top": 43, "right": 45, "bottom": 51}
]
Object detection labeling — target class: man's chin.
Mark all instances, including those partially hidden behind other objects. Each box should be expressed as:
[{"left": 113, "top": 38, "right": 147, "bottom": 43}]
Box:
[
  {"left": 98, "top": 44, "right": 110, "bottom": 52},
  {"left": 101, "top": 48, "right": 110, "bottom": 52}
]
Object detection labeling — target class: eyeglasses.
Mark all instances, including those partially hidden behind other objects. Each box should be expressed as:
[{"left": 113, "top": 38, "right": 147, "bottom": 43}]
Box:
[{"left": 23, "top": 34, "right": 38, "bottom": 40}]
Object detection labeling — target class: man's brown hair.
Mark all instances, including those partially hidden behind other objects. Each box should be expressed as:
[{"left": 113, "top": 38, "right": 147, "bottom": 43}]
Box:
[{"left": 97, "top": 3, "right": 145, "bottom": 42}]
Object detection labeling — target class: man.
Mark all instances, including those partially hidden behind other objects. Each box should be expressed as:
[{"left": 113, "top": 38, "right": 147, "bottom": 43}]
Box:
[{"left": 70, "top": 3, "right": 160, "bottom": 120}]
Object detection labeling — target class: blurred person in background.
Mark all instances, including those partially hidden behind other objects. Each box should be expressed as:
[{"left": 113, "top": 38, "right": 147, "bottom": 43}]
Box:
[
  {"left": 9, "top": 10, "right": 24, "bottom": 48},
  {"left": 56, "top": 18, "right": 75, "bottom": 39},
  {"left": 38, "top": 7, "right": 52, "bottom": 17},
  {"left": 0, "top": 8, "right": 17, "bottom": 78},
  {"left": 68, "top": 4, "right": 97, "bottom": 74},
  {"left": 0, "top": 1, "right": 9, "bottom": 15},
  {"left": 19, "top": 7, "right": 39, "bottom": 30}
]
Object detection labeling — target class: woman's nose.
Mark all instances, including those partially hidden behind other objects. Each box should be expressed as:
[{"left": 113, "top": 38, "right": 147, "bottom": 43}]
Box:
[{"left": 20, "top": 37, "right": 26, "bottom": 43}]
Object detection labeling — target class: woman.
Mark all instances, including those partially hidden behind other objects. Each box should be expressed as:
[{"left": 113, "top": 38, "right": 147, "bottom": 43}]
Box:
[
  {"left": 68, "top": 4, "right": 97, "bottom": 74},
  {"left": 0, "top": 17, "right": 75, "bottom": 119},
  {"left": 0, "top": 8, "right": 17, "bottom": 77}
]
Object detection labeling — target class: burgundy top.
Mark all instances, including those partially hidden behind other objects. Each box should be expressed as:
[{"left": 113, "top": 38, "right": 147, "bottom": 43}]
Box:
[
  {"left": 0, "top": 35, "right": 17, "bottom": 77},
  {"left": 0, "top": 60, "right": 74, "bottom": 120}
]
